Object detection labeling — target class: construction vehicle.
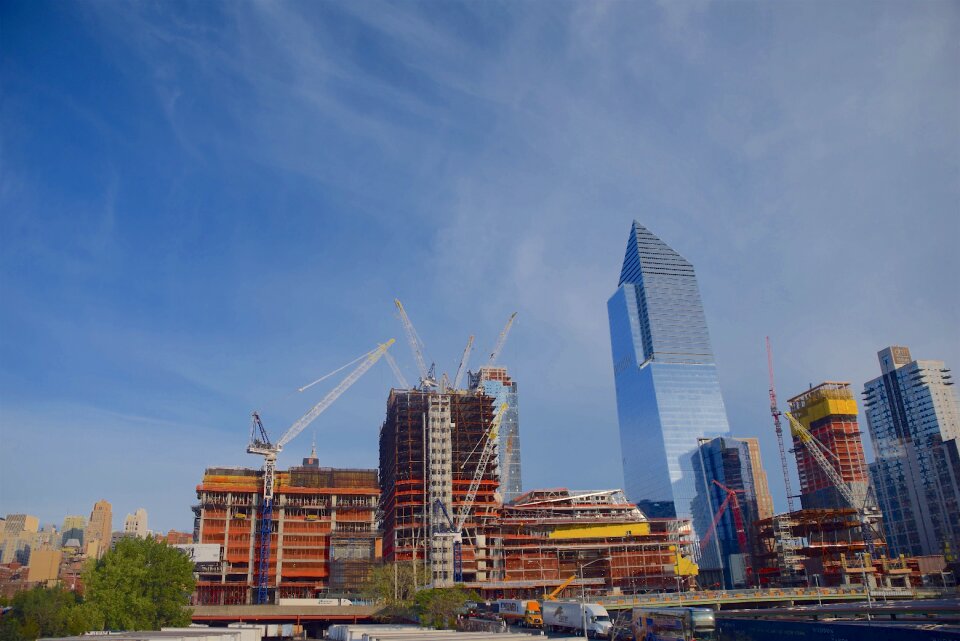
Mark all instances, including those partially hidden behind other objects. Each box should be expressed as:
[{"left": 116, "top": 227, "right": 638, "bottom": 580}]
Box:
[
  {"left": 495, "top": 599, "right": 543, "bottom": 628},
  {"left": 542, "top": 601, "right": 613, "bottom": 638},
  {"left": 544, "top": 574, "right": 577, "bottom": 600},
  {"left": 784, "top": 411, "right": 879, "bottom": 554},
  {"left": 246, "top": 339, "right": 395, "bottom": 604}
]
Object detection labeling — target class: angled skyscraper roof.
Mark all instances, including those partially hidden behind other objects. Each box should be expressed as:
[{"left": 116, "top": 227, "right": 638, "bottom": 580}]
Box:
[
  {"left": 619, "top": 220, "right": 694, "bottom": 286},
  {"left": 615, "top": 220, "right": 713, "bottom": 366}
]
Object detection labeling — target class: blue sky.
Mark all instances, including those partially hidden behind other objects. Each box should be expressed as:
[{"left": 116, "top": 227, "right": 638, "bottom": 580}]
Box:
[{"left": 1, "top": 1, "right": 957, "bottom": 532}]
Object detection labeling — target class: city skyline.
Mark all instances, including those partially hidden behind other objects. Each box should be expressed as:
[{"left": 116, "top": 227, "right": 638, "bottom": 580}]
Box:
[{"left": 2, "top": 1, "right": 958, "bottom": 531}]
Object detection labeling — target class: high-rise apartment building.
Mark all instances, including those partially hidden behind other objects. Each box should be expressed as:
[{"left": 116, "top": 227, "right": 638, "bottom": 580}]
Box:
[
  {"left": 608, "top": 221, "right": 731, "bottom": 529},
  {"left": 694, "top": 436, "right": 772, "bottom": 587},
  {"left": 470, "top": 366, "right": 522, "bottom": 503},
  {"left": 379, "top": 389, "right": 501, "bottom": 586},
  {"left": 85, "top": 500, "right": 112, "bottom": 559},
  {"left": 863, "top": 346, "right": 960, "bottom": 557},
  {"left": 123, "top": 508, "right": 148, "bottom": 538},
  {"left": 787, "top": 382, "right": 871, "bottom": 511}
]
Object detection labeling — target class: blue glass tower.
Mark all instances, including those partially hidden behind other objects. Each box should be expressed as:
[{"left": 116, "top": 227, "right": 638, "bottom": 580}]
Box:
[{"left": 608, "top": 221, "right": 731, "bottom": 533}]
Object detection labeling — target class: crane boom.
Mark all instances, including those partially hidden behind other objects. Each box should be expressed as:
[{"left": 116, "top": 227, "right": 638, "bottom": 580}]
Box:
[
  {"left": 454, "top": 402, "right": 508, "bottom": 532},
  {"left": 453, "top": 335, "right": 474, "bottom": 389},
  {"left": 383, "top": 349, "right": 410, "bottom": 389},
  {"left": 276, "top": 339, "right": 395, "bottom": 448},
  {"left": 486, "top": 312, "right": 517, "bottom": 367},
  {"left": 545, "top": 574, "right": 578, "bottom": 600},
  {"left": 394, "top": 299, "right": 430, "bottom": 382},
  {"left": 248, "top": 338, "right": 395, "bottom": 604},
  {"left": 767, "top": 337, "right": 796, "bottom": 513},
  {"left": 785, "top": 411, "right": 875, "bottom": 553}
]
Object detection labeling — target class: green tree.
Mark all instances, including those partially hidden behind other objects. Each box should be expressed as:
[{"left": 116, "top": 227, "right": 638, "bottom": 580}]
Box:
[
  {"left": 83, "top": 537, "right": 195, "bottom": 630},
  {"left": 413, "top": 586, "right": 479, "bottom": 630},
  {"left": 8, "top": 586, "right": 78, "bottom": 639},
  {"left": 363, "top": 561, "right": 419, "bottom": 606}
]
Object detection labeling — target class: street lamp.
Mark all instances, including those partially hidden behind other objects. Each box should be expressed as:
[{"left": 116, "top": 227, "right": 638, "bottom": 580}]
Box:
[{"left": 578, "top": 557, "right": 610, "bottom": 641}]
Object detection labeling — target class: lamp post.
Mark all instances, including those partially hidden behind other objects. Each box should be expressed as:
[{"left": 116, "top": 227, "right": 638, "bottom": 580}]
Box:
[
  {"left": 812, "top": 573, "right": 822, "bottom": 607},
  {"left": 578, "top": 557, "right": 610, "bottom": 641}
]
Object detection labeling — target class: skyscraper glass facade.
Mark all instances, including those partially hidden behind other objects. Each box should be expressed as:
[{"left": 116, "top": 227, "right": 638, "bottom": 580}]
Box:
[
  {"left": 473, "top": 367, "right": 522, "bottom": 503},
  {"left": 608, "top": 221, "right": 731, "bottom": 535},
  {"left": 863, "top": 346, "right": 960, "bottom": 557},
  {"left": 693, "top": 437, "right": 762, "bottom": 586}
]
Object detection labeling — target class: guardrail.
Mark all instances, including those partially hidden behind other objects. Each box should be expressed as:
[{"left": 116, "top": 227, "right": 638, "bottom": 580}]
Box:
[{"left": 595, "top": 585, "right": 909, "bottom": 609}]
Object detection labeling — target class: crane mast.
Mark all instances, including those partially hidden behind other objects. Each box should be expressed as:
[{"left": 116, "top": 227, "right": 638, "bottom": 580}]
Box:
[
  {"left": 767, "top": 337, "right": 796, "bottom": 513},
  {"left": 394, "top": 299, "right": 433, "bottom": 386},
  {"left": 247, "top": 339, "right": 395, "bottom": 604}
]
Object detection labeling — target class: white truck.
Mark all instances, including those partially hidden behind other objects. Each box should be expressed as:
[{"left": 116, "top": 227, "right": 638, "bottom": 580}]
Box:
[{"left": 541, "top": 601, "right": 613, "bottom": 638}]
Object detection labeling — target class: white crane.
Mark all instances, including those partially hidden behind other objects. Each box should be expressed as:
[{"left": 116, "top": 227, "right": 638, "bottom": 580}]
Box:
[
  {"left": 455, "top": 401, "right": 508, "bottom": 532},
  {"left": 247, "top": 338, "right": 395, "bottom": 603},
  {"left": 784, "top": 411, "right": 877, "bottom": 554},
  {"left": 453, "top": 335, "right": 474, "bottom": 390},
  {"left": 382, "top": 349, "right": 410, "bottom": 389},
  {"left": 394, "top": 299, "right": 436, "bottom": 388},
  {"left": 485, "top": 312, "right": 517, "bottom": 367}
]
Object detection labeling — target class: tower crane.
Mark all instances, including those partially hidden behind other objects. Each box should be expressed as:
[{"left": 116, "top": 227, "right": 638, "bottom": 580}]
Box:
[
  {"left": 784, "top": 411, "right": 877, "bottom": 554},
  {"left": 246, "top": 339, "right": 395, "bottom": 604},
  {"left": 485, "top": 312, "right": 517, "bottom": 367},
  {"left": 394, "top": 299, "right": 436, "bottom": 388},
  {"left": 766, "top": 337, "right": 796, "bottom": 513},
  {"left": 453, "top": 336, "right": 474, "bottom": 390}
]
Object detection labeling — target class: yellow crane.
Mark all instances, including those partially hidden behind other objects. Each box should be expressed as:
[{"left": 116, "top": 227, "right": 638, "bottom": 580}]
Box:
[{"left": 544, "top": 574, "right": 577, "bottom": 601}]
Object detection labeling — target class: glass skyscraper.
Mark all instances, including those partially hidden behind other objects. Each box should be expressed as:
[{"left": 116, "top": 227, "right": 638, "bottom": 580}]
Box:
[{"left": 608, "top": 221, "right": 731, "bottom": 538}]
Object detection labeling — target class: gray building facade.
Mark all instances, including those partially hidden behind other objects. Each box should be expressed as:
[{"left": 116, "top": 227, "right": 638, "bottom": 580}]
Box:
[
  {"left": 607, "top": 221, "right": 731, "bottom": 535},
  {"left": 863, "top": 345, "right": 960, "bottom": 557}
]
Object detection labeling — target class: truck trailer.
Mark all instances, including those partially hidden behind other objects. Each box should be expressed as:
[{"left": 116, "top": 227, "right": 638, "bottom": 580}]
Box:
[
  {"left": 542, "top": 601, "right": 612, "bottom": 638},
  {"left": 495, "top": 599, "right": 543, "bottom": 628}
]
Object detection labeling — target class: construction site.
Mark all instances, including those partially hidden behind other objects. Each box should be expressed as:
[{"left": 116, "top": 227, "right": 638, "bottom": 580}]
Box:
[
  {"left": 191, "top": 457, "right": 380, "bottom": 605},
  {"left": 185, "top": 312, "right": 952, "bottom": 606}
]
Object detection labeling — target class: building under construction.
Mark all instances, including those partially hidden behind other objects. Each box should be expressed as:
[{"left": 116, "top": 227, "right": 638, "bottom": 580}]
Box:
[
  {"left": 787, "top": 382, "right": 873, "bottom": 510},
  {"left": 750, "top": 507, "right": 944, "bottom": 588},
  {"left": 378, "top": 389, "right": 501, "bottom": 586},
  {"left": 484, "top": 489, "right": 698, "bottom": 599},
  {"left": 192, "top": 451, "right": 380, "bottom": 605}
]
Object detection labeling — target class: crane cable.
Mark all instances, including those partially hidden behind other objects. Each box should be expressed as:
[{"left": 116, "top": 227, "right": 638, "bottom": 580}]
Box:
[{"left": 297, "top": 347, "right": 378, "bottom": 393}]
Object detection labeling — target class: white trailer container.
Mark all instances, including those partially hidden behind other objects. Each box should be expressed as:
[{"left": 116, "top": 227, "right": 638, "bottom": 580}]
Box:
[{"left": 541, "top": 601, "right": 612, "bottom": 638}]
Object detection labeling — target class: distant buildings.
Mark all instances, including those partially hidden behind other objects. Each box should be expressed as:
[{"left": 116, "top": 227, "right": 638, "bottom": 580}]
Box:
[
  {"left": 863, "top": 346, "right": 960, "bottom": 557},
  {"left": 0, "top": 514, "right": 39, "bottom": 564},
  {"left": 61, "top": 515, "right": 85, "bottom": 547},
  {"left": 85, "top": 500, "right": 112, "bottom": 559},
  {"left": 123, "top": 508, "right": 149, "bottom": 538},
  {"left": 607, "top": 221, "right": 731, "bottom": 536},
  {"left": 470, "top": 366, "right": 522, "bottom": 503}
]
